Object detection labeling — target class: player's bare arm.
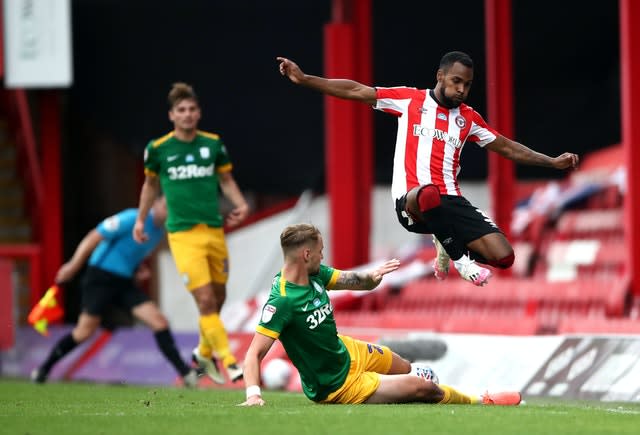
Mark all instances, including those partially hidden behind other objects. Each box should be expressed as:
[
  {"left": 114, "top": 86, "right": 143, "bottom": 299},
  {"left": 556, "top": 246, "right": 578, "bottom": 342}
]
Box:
[
  {"left": 133, "top": 175, "right": 160, "bottom": 243},
  {"left": 486, "top": 136, "right": 579, "bottom": 170},
  {"left": 218, "top": 171, "right": 250, "bottom": 227},
  {"left": 240, "top": 333, "right": 276, "bottom": 407},
  {"left": 55, "top": 229, "right": 104, "bottom": 283},
  {"left": 332, "top": 258, "right": 401, "bottom": 290},
  {"left": 277, "top": 56, "right": 377, "bottom": 105}
]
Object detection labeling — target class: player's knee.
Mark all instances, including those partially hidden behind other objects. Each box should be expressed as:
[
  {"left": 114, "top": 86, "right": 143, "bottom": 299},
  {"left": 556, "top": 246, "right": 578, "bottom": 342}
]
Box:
[
  {"left": 194, "top": 285, "right": 224, "bottom": 313},
  {"left": 389, "top": 354, "right": 412, "bottom": 374},
  {"left": 487, "top": 251, "right": 515, "bottom": 269},
  {"left": 398, "top": 357, "right": 412, "bottom": 374},
  {"left": 405, "top": 184, "right": 441, "bottom": 222},
  {"left": 416, "top": 184, "right": 441, "bottom": 213}
]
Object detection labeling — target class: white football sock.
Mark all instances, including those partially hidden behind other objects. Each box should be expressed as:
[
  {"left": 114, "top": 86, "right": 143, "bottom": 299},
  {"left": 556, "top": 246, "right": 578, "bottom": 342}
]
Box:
[{"left": 453, "top": 254, "right": 473, "bottom": 272}]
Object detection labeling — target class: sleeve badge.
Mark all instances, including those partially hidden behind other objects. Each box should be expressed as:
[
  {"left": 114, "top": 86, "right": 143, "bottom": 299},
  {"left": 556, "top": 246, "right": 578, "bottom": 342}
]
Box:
[{"left": 261, "top": 304, "right": 277, "bottom": 323}]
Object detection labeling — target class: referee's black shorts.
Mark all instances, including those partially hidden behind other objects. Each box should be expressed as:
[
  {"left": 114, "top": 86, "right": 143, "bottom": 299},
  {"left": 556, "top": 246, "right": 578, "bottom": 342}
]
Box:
[
  {"left": 395, "top": 194, "right": 503, "bottom": 246},
  {"left": 81, "top": 266, "right": 149, "bottom": 316}
]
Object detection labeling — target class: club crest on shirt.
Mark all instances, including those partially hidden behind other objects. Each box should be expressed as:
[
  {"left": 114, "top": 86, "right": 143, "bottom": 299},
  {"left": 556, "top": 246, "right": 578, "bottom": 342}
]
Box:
[
  {"left": 103, "top": 215, "right": 120, "bottom": 232},
  {"left": 262, "top": 304, "right": 276, "bottom": 323},
  {"left": 455, "top": 115, "right": 466, "bottom": 128},
  {"left": 199, "top": 147, "right": 210, "bottom": 159}
]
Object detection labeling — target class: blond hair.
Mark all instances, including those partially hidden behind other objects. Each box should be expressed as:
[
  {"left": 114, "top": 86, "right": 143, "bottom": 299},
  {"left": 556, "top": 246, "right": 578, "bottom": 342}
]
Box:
[{"left": 280, "top": 224, "right": 321, "bottom": 255}]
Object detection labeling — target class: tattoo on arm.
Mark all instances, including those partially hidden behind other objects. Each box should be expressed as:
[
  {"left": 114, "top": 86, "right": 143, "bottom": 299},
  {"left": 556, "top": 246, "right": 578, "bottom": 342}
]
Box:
[
  {"left": 336, "top": 271, "right": 372, "bottom": 290},
  {"left": 339, "top": 272, "right": 361, "bottom": 287}
]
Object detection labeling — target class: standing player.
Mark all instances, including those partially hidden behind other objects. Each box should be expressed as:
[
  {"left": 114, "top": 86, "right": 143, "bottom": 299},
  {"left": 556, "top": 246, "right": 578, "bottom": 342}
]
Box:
[
  {"left": 240, "top": 223, "right": 521, "bottom": 406},
  {"left": 31, "top": 196, "right": 201, "bottom": 387},
  {"left": 276, "top": 52, "right": 579, "bottom": 286},
  {"left": 133, "top": 83, "right": 249, "bottom": 383}
]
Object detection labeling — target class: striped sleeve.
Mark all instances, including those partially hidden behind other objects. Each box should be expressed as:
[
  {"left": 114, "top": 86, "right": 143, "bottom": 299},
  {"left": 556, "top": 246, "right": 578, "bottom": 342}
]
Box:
[
  {"left": 467, "top": 110, "right": 498, "bottom": 147},
  {"left": 375, "top": 86, "right": 419, "bottom": 117}
]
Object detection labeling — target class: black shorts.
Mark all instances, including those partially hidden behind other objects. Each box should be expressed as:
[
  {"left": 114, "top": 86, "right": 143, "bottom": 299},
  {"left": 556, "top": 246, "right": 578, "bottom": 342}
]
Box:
[
  {"left": 81, "top": 266, "right": 149, "bottom": 316},
  {"left": 395, "top": 194, "right": 503, "bottom": 246}
]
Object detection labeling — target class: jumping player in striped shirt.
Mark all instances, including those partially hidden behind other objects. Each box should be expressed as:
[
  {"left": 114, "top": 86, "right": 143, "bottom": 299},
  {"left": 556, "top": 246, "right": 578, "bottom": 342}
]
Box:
[{"left": 277, "top": 52, "right": 579, "bottom": 286}]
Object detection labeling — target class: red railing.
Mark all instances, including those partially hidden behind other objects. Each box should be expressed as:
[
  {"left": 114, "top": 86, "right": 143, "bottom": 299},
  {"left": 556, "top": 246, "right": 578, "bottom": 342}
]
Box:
[
  {"left": 0, "top": 244, "right": 41, "bottom": 306},
  {"left": 11, "top": 89, "right": 44, "bottom": 221},
  {"left": 0, "top": 258, "right": 14, "bottom": 349},
  {"left": 0, "top": 88, "right": 44, "bottom": 307}
]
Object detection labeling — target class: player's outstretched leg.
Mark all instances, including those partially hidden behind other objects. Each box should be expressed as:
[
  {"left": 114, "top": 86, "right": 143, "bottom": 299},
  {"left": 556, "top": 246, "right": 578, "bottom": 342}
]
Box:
[
  {"left": 452, "top": 255, "right": 491, "bottom": 286},
  {"left": 432, "top": 235, "right": 451, "bottom": 280}
]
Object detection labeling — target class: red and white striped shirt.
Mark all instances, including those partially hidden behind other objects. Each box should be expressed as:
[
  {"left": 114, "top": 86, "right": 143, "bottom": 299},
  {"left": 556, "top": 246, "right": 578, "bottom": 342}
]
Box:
[{"left": 375, "top": 87, "right": 498, "bottom": 200}]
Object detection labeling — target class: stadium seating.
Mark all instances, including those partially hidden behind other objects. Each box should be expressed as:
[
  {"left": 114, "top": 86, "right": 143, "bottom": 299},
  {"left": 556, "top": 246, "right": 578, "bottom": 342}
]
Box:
[
  {"left": 555, "top": 208, "right": 623, "bottom": 239},
  {"left": 331, "top": 147, "right": 634, "bottom": 337},
  {"left": 339, "top": 274, "right": 630, "bottom": 335}
]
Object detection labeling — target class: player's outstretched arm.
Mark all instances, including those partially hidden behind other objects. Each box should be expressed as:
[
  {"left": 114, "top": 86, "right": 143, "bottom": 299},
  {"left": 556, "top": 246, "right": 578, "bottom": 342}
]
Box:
[
  {"left": 486, "top": 136, "right": 579, "bottom": 170},
  {"left": 277, "top": 56, "right": 377, "bottom": 105},
  {"left": 239, "top": 333, "right": 276, "bottom": 407},
  {"left": 331, "top": 258, "right": 401, "bottom": 291},
  {"left": 55, "top": 229, "right": 104, "bottom": 283}
]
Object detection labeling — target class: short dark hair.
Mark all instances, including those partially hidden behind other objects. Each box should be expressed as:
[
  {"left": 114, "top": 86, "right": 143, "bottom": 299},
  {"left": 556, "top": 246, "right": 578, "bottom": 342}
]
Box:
[
  {"left": 280, "top": 223, "right": 321, "bottom": 255},
  {"left": 439, "top": 51, "right": 474, "bottom": 72}
]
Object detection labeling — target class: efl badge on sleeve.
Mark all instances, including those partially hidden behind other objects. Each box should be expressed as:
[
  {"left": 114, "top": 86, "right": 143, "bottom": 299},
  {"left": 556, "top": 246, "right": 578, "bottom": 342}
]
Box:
[
  {"left": 261, "top": 304, "right": 276, "bottom": 323},
  {"left": 103, "top": 215, "right": 120, "bottom": 232}
]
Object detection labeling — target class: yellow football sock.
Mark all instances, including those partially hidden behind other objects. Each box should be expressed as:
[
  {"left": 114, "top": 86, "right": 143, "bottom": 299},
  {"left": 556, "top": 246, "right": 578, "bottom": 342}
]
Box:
[
  {"left": 197, "top": 330, "right": 213, "bottom": 358},
  {"left": 438, "top": 385, "right": 479, "bottom": 404},
  {"left": 199, "top": 313, "right": 237, "bottom": 367}
]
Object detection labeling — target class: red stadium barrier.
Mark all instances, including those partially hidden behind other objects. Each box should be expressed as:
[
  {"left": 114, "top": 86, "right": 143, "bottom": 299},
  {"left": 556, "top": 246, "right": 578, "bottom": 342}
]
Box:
[
  {"left": 335, "top": 309, "right": 540, "bottom": 335},
  {"left": 557, "top": 317, "right": 640, "bottom": 334},
  {"left": 0, "top": 259, "right": 14, "bottom": 349}
]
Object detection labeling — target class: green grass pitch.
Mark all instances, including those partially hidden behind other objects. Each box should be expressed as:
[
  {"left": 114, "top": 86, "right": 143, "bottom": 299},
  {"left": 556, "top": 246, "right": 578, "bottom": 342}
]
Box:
[{"left": 1, "top": 379, "right": 639, "bottom": 435}]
